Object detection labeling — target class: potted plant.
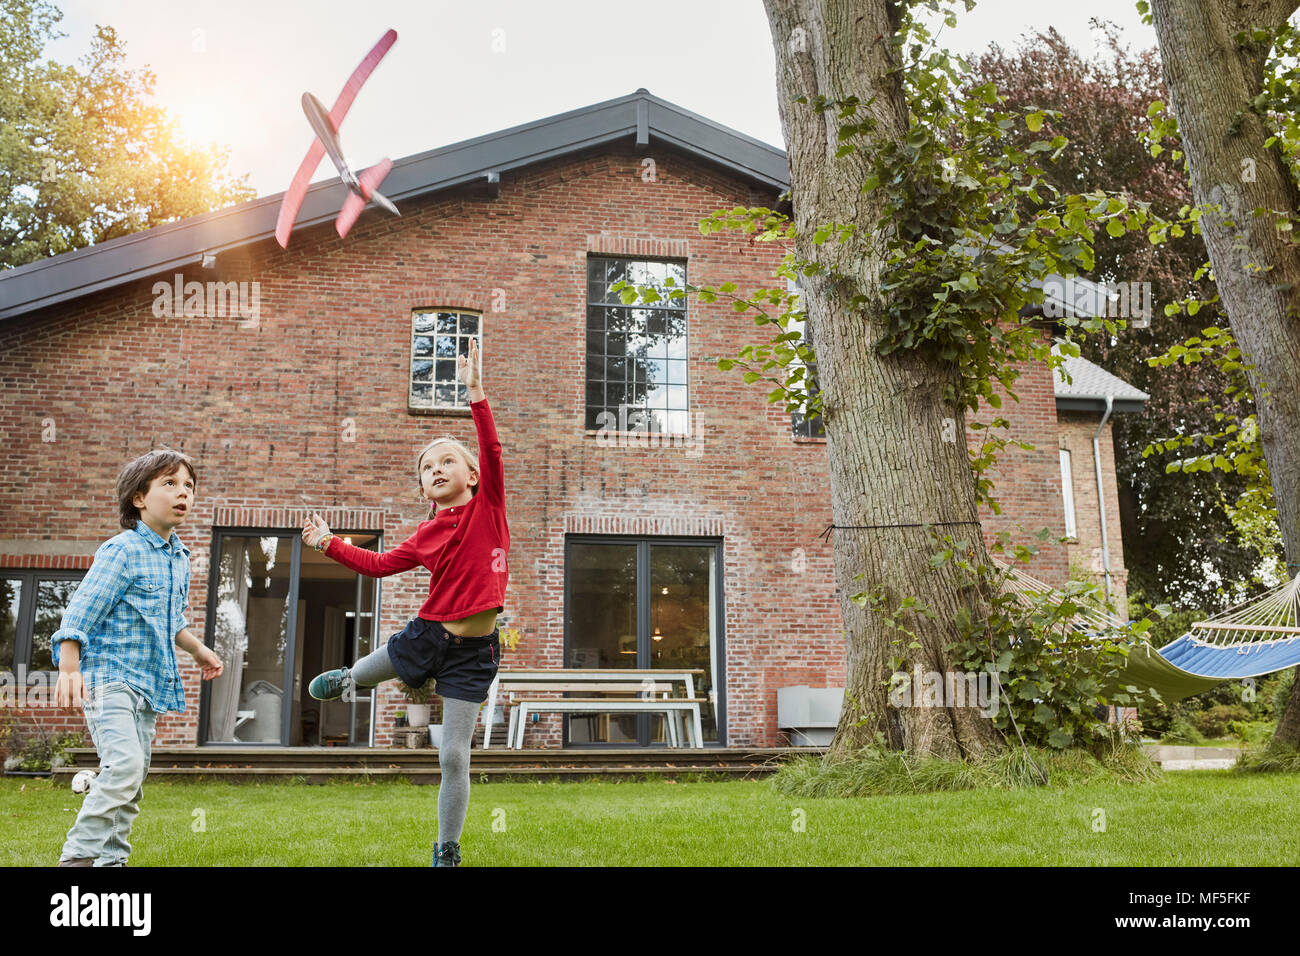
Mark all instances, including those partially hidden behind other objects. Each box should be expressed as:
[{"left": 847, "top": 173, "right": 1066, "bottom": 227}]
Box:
[{"left": 397, "top": 680, "right": 436, "bottom": 728}]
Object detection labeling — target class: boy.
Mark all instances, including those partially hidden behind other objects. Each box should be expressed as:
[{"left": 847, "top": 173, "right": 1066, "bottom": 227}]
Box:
[{"left": 53, "top": 449, "right": 223, "bottom": 867}]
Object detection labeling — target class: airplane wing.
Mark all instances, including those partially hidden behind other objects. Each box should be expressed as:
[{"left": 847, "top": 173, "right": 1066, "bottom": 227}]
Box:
[
  {"left": 274, "top": 29, "right": 399, "bottom": 248},
  {"left": 335, "top": 158, "right": 395, "bottom": 239}
]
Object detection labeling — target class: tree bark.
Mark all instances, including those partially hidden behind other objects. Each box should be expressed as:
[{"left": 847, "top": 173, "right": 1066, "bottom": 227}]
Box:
[
  {"left": 764, "top": 0, "right": 1001, "bottom": 759},
  {"left": 1150, "top": 0, "right": 1300, "bottom": 745}
]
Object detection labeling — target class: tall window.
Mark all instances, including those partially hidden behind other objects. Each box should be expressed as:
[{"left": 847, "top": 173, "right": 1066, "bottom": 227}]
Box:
[
  {"left": 787, "top": 279, "right": 824, "bottom": 437},
  {"left": 1059, "top": 449, "right": 1078, "bottom": 539},
  {"left": 586, "top": 257, "right": 689, "bottom": 434},
  {"left": 410, "top": 310, "right": 480, "bottom": 410},
  {"left": 0, "top": 571, "right": 84, "bottom": 674}
]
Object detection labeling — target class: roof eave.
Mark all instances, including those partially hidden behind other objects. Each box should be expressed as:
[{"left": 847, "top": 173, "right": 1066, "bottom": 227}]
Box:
[
  {"left": 1055, "top": 396, "right": 1147, "bottom": 414},
  {"left": 0, "top": 90, "right": 789, "bottom": 322}
]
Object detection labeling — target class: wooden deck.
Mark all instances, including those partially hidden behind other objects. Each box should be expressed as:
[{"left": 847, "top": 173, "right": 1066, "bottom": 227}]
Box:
[{"left": 52, "top": 745, "right": 826, "bottom": 784}]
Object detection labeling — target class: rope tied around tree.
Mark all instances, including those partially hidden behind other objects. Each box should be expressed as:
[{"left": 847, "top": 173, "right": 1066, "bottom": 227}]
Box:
[{"left": 817, "top": 519, "right": 982, "bottom": 542}]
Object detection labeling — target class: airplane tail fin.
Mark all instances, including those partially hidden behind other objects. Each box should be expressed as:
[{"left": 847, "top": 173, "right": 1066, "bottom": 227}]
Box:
[{"left": 335, "top": 158, "right": 395, "bottom": 239}]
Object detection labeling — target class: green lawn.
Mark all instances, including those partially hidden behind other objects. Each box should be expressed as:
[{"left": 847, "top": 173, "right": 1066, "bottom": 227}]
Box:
[{"left": 4, "top": 771, "right": 1298, "bottom": 866}]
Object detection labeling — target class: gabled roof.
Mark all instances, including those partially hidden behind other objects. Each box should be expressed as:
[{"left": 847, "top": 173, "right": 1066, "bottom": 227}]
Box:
[
  {"left": 1052, "top": 344, "right": 1149, "bottom": 413},
  {"left": 0, "top": 90, "right": 789, "bottom": 322}
]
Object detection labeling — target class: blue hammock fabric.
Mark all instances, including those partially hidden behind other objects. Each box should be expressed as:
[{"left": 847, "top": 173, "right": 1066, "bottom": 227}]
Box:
[
  {"left": 1118, "top": 634, "right": 1300, "bottom": 704},
  {"left": 1158, "top": 633, "right": 1300, "bottom": 679}
]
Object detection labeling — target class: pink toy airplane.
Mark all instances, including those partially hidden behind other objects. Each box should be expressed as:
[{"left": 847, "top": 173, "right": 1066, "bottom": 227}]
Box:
[{"left": 275, "top": 29, "right": 400, "bottom": 248}]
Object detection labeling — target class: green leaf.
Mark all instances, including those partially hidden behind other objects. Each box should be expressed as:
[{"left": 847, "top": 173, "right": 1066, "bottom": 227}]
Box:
[
  {"left": 1047, "top": 728, "right": 1073, "bottom": 748},
  {"left": 1025, "top": 112, "right": 1045, "bottom": 132}
]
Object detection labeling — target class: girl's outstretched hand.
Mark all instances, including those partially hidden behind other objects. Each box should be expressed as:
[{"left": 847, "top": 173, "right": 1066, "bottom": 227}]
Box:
[
  {"left": 302, "top": 512, "right": 332, "bottom": 548},
  {"left": 458, "top": 336, "right": 482, "bottom": 396}
]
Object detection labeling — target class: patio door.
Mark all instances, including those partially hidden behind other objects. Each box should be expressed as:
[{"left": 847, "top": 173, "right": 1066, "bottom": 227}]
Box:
[
  {"left": 564, "top": 536, "right": 724, "bottom": 746},
  {"left": 201, "top": 529, "right": 380, "bottom": 746},
  {"left": 203, "top": 533, "right": 300, "bottom": 746}
]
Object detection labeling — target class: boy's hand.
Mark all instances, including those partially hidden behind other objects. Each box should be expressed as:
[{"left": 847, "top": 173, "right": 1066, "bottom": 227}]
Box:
[
  {"left": 192, "top": 645, "right": 224, "bottom": 680},
  {"left": 55, "top": 670, "right": 87, "bottom": 710},
  {"left": 457, "top": 336, "right": 482, "bottom": 393},
  {"left": 302, "top": 513, "right": 332, "bottom": 548}
]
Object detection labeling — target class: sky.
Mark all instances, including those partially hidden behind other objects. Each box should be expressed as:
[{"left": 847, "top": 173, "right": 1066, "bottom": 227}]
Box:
[{"left": 42, "top": 0, "right": 1157, "bottom": 199}]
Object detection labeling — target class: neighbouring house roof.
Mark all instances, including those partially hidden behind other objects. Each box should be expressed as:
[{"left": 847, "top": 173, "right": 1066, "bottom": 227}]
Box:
[
  {"left": 1052, "top": 344, "right": 1149, "bottom": 414},
  {"left": 0, "top": 89, "right": 789, "bottom": 322}
]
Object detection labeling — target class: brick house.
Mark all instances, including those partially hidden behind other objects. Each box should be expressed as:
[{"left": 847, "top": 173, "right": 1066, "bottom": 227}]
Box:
[{"left": 0, "top": 90, "right": 1144, "bottom": 753}]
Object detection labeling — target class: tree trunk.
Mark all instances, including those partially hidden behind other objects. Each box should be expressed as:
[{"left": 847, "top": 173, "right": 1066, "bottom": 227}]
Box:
[
  {"left": 1150, "top": 0, "right": 1300, "bottom": 746},
  {"left": 764, "top": 0, "right": 1001, "bottom": 759}
]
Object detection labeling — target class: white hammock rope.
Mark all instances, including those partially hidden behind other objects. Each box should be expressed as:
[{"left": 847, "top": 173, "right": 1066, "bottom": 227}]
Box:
[
  {"left": 991, "top": 558, "right": 1124, "bottom": 637},
  {"left": 1188, "top": 574, "right": 1300, "bottom": 650}
]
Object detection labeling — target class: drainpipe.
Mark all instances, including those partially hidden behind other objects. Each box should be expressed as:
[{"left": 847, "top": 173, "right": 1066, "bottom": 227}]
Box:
[{"left": 1092, "top": 395, "right": 1115, "bottom": 608}]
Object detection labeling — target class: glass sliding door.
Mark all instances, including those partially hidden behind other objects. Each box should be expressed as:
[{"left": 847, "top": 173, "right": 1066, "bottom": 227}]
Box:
[
  {"left": 649, "top": 545, "right": 717, "bottom": 743},
  {"left": 565, "top": 537, "right": 723, "bottom": 746},
  {"left": 566, "top": 543, "right": 639, "bottom": 743},
  {"left": 202, "top": 529, "right": 381, "bottom": 746},
  {"left": 205, "top": 534, "right": 298, "bottom": 744}
]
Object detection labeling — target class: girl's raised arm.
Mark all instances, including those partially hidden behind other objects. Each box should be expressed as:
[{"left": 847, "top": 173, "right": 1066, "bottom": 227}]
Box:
[{"left": 460, "top": 338, "right": 504, "bottom": 505}]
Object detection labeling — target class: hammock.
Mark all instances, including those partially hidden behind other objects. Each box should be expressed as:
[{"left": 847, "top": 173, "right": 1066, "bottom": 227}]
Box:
[{"left": 993, "top": 560, "right": 1300, "bottom": 703}]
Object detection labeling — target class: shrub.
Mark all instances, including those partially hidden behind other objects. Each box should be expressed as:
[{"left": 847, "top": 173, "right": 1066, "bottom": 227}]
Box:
[
  {"left": 1226, "top": 719, "right": 1274, "bottom": 744},
  {"left": 1269, "top": 668, "right": 1295, "bottom": 717},
  {"left": 1161, "top": 716, "right": 1205, "bottom": 744},
  {"left": 0, "top": 723, "right": 85, "bottom": 773},
  {"left": 1192, "top": 704, "right": 1251, "bottom": 739},
  {"left": 861, "top": 532, "right": 1166, "bottom": 751}
]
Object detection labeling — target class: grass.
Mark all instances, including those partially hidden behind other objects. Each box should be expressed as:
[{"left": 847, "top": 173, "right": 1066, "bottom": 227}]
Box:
[
  {"left": 773, "top": 743, "right": 1160, "bottom": 797},
  {"left": 3, "top": 769, "right": 1299, "bottom": 866},
  {"left": 1235, "top": 741, "right": 1300, "bottom": 774}
]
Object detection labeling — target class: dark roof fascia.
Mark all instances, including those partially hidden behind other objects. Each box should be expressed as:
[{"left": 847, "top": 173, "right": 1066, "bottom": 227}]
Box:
[
  {"left": 1055, "top": 397, "right": 1147, "bottom": 415},
  {"left": 0, "top": 91, "right": 789, "bottom": 323}
]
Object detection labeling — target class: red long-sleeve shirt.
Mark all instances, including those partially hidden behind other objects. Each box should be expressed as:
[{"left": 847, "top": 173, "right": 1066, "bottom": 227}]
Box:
[{"left": 324, "top": 398, "right": 510, "bottom": 621}]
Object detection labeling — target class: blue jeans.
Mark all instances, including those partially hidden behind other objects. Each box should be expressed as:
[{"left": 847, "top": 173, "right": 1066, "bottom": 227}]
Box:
[{"left": 60, "top": 681, "right": 157, "bottom": 866}]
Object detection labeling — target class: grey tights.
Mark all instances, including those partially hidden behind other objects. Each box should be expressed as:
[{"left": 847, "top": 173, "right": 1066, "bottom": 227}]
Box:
[{"left": 349, "top": 646, "right": 479, "bottom": 845}]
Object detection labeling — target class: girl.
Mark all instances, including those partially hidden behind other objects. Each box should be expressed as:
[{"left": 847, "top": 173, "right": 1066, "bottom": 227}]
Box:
[{"left": 303, "top": 337, "right": 508, "bottom": 867}]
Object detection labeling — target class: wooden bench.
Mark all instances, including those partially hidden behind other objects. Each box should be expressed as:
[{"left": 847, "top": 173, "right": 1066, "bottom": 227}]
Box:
[
  {"left": 483, "top": 669, "right": 705, "bottom": 749},
  {"left": 508, "top": 698, "right": 705, "bottom": 749}
]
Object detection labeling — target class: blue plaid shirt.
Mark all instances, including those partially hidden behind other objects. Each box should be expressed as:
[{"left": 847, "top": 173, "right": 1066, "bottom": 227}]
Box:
[{"left": 51, "top": 519, "right": 191, "bottom": 713}]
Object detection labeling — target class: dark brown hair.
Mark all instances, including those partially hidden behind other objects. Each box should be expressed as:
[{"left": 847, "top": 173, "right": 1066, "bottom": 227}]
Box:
[{"left": 116, "top": 449, "right": 199, "bottom": 530}]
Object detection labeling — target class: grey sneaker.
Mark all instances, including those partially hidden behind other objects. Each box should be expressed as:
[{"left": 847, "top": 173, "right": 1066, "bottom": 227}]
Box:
[
  {"left": 57, "top": 858, "right": 95, "bottom": 867},
  {"left": 432, "top": 841, "right": 461, "bottom": 867},
  {"left": 309, "top": 667, "right": 352, "bottom": 701}
]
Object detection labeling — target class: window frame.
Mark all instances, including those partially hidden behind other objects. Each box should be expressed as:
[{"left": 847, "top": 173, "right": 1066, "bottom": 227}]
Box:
[
  {"left": 1059, "top": 448, "right": 1078, "bottom": 540},
  {"left": 0, "top": 569, "right": 86, "bottom": 675},
  {"left": 786, "top": 278, "right": 824, "bottom": 439},
  {"left": 408, "top": 309, "right": 481, "bottom": 414},
  {"left": 585, "top": 256, "right": 691, "bottom": 436}
]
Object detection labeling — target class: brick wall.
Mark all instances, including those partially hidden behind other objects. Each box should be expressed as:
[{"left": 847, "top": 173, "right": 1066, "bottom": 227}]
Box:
[
  {"left": 1, "top": 139, "right": 1074, "bottom": 748},
  {"left": 1058, "top": 411, "right": 1130, "bottom": 612},
  {"left": 967, "top": 356, "right": 1070, "bottom": 588}
]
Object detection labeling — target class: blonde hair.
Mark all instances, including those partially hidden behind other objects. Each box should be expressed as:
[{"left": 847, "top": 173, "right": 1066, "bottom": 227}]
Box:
[{"left": 415, "top": 436, "right": 479, "bottom": 507}]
